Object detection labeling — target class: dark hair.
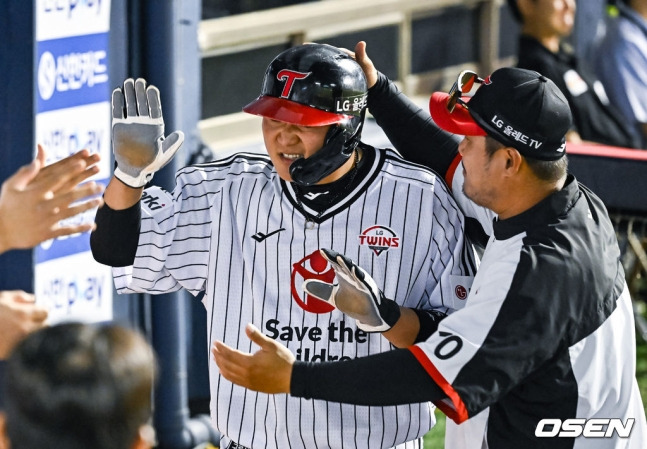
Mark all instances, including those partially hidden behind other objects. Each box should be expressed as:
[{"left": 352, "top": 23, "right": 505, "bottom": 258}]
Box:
[
  {"left": 485, "top": 135, "right": 506, "bottom": 156},
  {"left": 526, "top": 154, "right": 568, "bottom": 182},
  {"left": 506, "top": 0, "right": 523, "bottom": 23},
  {"left": 485, "top": 135, "right": 568, "bottom": 182},
  {"left": 4, "top": 323, "right": 157, "bottom": 449}
]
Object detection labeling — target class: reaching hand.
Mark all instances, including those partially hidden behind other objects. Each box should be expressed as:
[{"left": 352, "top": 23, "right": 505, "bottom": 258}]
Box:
[
  {"left": 336, "top": 41, "right": 378, "bottom": 88},
  {"left": 354, "top": 41, "right": 378, "bottom": 88},
  {"left": 303, "top": 248, "right": 401, "bottom": 332},
  {"left": 111, "top": 78, "right": 184, "bottom": 188},
  {"left": 212, "top": 323, "right": 294, "bottom": 394},
  {"left": 0, "top": 145, "right": 104, "bottom": 254},
  {"left": 0, "top": 290, "right": 48, "bottom": 359}
]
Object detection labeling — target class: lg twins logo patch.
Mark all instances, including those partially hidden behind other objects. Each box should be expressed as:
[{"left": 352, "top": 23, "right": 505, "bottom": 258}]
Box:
[
  {"left": 359, "top": 226, "right": 400, "bottom": 256},
  {"left": 277, "top": 69, "right": 310, "bottom": 98}
]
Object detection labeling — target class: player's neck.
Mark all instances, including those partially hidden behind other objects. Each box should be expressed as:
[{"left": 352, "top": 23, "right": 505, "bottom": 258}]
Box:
[
  {"left": 290, "top": 146, "right": 372, "bottom": 226},
  {"left": 317, "top": 148, "right": 362, "bottom": 185}
]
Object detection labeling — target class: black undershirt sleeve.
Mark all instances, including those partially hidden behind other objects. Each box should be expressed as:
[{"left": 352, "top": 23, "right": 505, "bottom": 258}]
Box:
[
  {"left": 90, "top": 201, "right": 141, "bottom": 267},
  {"left": 290, "top": 347, "right": 447, "bottom": 406},
  {"left": 413, "top": 309, "right": 447, "bottom": 344},
  {"left": 368, "top": 72, "right": 461, "bottom": 179}
]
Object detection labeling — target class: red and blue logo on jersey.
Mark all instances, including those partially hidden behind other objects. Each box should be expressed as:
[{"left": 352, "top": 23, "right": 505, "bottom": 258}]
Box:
[
  {"left": 359, "top": 225, "right": 400, "bottom": 256},
  {"left": 291, "top": 250, "right": 336, "bottom": 314}
]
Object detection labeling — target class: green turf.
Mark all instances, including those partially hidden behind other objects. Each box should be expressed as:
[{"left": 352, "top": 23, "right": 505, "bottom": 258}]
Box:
[
  {"left": 423, "top": 319, "right": 647, "bottom": 448},
  {"left": 422, "top": 412, "right": 445, "bottom": 448},
  {"left": 637, "top": 336, "right": 647, "bottom": 409}
]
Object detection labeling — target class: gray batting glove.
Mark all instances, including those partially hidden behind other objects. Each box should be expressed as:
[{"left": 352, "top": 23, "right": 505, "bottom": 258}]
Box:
[
  {"left": 303, "top": 248, "right": 401, "bottom": 332},
  {"left": 111, "top": 78, "right": 184, "bottom": 188}
]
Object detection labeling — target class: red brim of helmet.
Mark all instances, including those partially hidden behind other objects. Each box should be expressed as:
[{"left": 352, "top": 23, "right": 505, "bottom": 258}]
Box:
[
  {"left": 243, "top": 96, "right": 350, "bottom": 126},
  {"left": 429, "top": 92, "right": 487, "bottom": 136}
]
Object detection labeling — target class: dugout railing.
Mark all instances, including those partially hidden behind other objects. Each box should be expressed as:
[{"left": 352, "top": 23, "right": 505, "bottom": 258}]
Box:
[{"left": 197, "top": 0, "right": 515, "bottom": 154}]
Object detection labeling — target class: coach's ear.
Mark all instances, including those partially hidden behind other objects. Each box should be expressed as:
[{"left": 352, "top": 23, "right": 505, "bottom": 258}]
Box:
[{"left": 0, "top": 413, "right": 10, "bottom": 449}]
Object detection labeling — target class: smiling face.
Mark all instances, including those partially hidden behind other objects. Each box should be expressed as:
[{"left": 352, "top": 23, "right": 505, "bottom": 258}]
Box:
[{"left": 263, "top": 117, "right": 356, "bottom": 184}]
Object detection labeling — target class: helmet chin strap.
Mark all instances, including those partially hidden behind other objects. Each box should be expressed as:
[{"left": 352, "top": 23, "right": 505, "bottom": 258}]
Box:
[{"left": 289, "top": 113, "right": 365, "bottom": 187}]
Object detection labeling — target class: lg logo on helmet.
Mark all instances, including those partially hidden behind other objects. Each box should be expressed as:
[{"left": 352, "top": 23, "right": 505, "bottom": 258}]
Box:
[
  {"left": 335, "top": 94, "right": 367, "bottom": 113},
  {"left": 277, "top": 70, "right": 310, "bottom": 98}
]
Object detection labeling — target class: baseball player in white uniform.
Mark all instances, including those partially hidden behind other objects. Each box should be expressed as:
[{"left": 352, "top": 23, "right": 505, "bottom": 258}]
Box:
[{"left": 91, "top": 44, "right": 476, "bottom": 449}]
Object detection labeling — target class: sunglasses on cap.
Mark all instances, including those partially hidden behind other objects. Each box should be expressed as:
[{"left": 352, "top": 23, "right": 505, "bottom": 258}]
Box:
[{"left": 446, "top": 70, "right": 485, "bottom": 113}]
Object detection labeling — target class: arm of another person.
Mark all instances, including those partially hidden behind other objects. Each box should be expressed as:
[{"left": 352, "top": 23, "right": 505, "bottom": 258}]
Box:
[
  {"left": 351, "top": 42, "right": 461, "bottom": 181},
  {"left": 0, "top": 291, "right": 48, "bottom": 360},
  {"left": 213, "top": 246, "right": 568, "bottom": 424},
  {"left": 212, "top": 323, "right": 447, "bottom": 406},
  {"left": 0, "top": 291, "right": 47, "bottom": 409},
  {"left": 0, "top": 145, "right": 100, "bottom": 402},
  {"left": 0, "top": 145, "right": 104, "bottom": 254},
  {"left": 351, "top": 43, "right": 494, "bottom": 237}
]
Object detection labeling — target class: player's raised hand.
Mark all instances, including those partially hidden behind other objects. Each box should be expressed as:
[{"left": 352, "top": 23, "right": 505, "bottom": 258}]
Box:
[
  {"left": 303, "top": 248, "right": 401, "bottom": 332},
  {"left": 212, "top": 323, "right": 294, "bottom": 394},
  {"left": 111, "top": 78, "right": 184, "bottom": 188}
]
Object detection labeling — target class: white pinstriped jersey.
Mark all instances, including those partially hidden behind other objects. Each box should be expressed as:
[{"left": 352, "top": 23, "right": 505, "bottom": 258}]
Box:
[{"left": 113, "top": 146, "right": 476, "bottom": 449}]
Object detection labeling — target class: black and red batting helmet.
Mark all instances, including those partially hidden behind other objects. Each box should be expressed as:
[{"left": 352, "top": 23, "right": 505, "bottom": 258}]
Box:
[{"left": 243, "top": 43, "right": 368, "bottom": 186}]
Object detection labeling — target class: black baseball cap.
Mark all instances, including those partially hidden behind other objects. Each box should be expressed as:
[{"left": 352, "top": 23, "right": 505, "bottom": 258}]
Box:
[{"left": 429, "top": 67, "right": 572, "bottom": 160}]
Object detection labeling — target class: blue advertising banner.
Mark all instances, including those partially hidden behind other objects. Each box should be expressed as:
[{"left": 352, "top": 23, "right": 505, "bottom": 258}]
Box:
[
  {"left": 36, "top": 33, "right": 110, "bottom": 113},
  {"left": 34, "top": 0, "right": 114, "bottom": 323}
]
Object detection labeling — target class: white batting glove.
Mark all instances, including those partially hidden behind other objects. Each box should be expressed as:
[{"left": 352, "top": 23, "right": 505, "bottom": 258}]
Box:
[
  {"left": 303, "top": 248, "right": 401, "bottom": 332},
  {"left": 111, "top": 78, "right": 184, "bottom": 188}
]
